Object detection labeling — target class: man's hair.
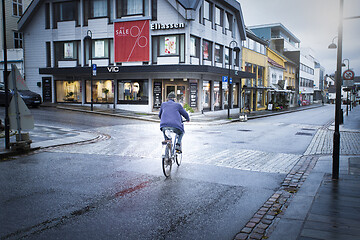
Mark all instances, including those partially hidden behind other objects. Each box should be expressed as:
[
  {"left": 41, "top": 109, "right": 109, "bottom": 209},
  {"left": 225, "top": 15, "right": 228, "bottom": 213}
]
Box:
[{"left": 167, "top": 92, "right": 176, "bottom": 100}]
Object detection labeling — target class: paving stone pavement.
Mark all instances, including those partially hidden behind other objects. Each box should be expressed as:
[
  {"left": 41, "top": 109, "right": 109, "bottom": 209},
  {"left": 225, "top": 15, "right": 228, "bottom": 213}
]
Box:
[{"left": 304, "top": 129, "right": 360, "bottom": 155}]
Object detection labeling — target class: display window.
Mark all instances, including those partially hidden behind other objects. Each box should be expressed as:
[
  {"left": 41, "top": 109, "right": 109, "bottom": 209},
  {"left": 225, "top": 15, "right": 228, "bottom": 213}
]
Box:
[
  {"left": 56, "top": 80, "right": 82, "bottom": 103},
  {"left": 233, "top": 83, "right": 239, "bottom": 107},
  {"left": 213, "top": 81, "right": 221, "bottom": 109},
  {"left": 86, "top": 80, "right": 114, "bottom": 103},
  {"left": 202, "top": 81, "right": 211, "bottom": 110},
  {"left": 118, "top": 80, "right": 148, "bottom": 104}
]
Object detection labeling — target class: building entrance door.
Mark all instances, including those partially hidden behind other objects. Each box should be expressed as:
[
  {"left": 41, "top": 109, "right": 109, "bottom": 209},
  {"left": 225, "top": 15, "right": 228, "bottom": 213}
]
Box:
[{"left": 165, "top": 85, "right": 186, "bottom": 105}]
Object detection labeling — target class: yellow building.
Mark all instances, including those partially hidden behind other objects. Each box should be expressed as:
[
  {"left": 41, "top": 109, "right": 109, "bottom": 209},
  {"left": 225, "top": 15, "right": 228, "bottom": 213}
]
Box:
[
  {"left": 241, "top": 30, "right": 269, "bottom": 112},
  {"left": 267, "top": 48, "right": 297, "bottom": 108}
]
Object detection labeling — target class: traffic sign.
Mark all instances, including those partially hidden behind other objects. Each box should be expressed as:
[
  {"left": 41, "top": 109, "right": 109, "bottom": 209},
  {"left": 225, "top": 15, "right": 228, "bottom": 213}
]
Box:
[
  {"left": 343, "top": 69, "right": 355, "bottom": 80},
  {"left": 92, "top": 64, "right": 97, "bottom": 76}
]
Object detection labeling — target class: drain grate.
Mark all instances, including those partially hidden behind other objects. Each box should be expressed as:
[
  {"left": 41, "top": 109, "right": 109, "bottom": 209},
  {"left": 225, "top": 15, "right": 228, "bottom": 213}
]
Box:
[
  {"left": 296, "top": 132, "right": 313, "bottom": 136},
  {"left": 237, "top": 129, "right": 252, "bottom": 132},
  {"left": 301, "top": 128, "right": 316, "bottom": 131}
]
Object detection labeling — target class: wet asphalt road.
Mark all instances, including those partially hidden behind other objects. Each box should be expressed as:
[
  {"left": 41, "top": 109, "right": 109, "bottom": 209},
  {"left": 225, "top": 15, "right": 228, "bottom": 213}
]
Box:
[
  {"left": 0, "top": 105, "right": 335, "bottom": 239},
  {"left": 0, "top": 151, "right": 282, "bottom": 240}
]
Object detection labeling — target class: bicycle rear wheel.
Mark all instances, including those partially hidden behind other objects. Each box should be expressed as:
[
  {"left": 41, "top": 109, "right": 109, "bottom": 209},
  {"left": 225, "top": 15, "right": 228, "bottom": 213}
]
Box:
[
  {"left": 175, "top": 152, "right": 182, "bottom": 166},
  {"left": 162, "top": 145, "right": 172, "bottom": 177}
]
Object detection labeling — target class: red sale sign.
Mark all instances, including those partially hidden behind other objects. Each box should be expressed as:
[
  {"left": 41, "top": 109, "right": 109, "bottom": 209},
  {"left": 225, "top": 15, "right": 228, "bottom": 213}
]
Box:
[{"left": 114, "top": 20, "right": 150, "bottom": 62}]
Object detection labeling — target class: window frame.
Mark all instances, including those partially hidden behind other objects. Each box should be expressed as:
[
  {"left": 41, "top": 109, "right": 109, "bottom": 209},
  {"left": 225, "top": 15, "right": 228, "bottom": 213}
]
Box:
[
  {"left": 13, "top": 32, "right": 23, "bottom": 48},
  {"left": 190, "top": 35, "right": 200, "bottom": 58},
  {"left": 12, "top": 0, "right": 23, "bottom": 17},
  {"left": 53, "top": 1, "right": 79, "bottom": 28},
  {"left": 54, "top": 40, "right": 81, "bottom": 67},
  {"left": 117, "top": 0, "right": 146, "bottom": 18},
  {"left": 202, "top": 39, "right": 212, "bottom": 62},
  {"left": 214, "top": 44, "right": 223, "bottom": 63}
]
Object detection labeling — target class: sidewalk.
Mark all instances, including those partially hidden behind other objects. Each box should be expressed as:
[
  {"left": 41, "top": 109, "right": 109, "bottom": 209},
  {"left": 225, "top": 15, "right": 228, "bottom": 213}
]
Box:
[
  {"left": 52, "top": 102, "right": 324, "bottom": 124},
  {"left": 267, "top": 106, "right": 360, "bottom": 240}
]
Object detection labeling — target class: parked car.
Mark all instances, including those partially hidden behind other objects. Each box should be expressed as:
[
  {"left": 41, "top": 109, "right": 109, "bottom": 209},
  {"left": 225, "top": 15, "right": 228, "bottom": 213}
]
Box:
[{"left": 0, "top": 83, "right": 42, "bottom": 107}]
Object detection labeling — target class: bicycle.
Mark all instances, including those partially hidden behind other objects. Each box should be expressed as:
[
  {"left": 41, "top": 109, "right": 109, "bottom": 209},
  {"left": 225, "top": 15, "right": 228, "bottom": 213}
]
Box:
[{"left": 161, "top": 129, "right": 182, "bottom": 177}]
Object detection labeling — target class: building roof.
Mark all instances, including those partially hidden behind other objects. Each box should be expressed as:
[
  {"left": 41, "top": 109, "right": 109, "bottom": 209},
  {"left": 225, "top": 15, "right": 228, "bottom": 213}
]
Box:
[
  {"left": 246, "top": 28, "right": 269, "bottom": 46},
  {"left": 19, "top": 0, "right": 247, "bottom": 40},
  {"left": 248, "top": 23, "right": 301, "bottom": 43}
]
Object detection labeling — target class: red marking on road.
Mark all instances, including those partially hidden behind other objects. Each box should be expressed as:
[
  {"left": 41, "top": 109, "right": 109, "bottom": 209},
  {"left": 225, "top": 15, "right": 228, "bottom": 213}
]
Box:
[{"left": 115, "top": 181, "right": 150, "bottom": 198}]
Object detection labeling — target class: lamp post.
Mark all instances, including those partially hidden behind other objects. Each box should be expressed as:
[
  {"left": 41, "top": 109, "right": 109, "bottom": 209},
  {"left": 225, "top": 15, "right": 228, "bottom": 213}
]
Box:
[
  {"left": 227, "top": 40, "right": 241, "bottom": 119},
  {"left": 2, "top": 0, "right": 10, "bottom": 149},
  {"left": 328, "top": 0, "right": 344, "bottom": 180},
  {"left": 84, "top": 30, "right": 93, "bottom": 111}
]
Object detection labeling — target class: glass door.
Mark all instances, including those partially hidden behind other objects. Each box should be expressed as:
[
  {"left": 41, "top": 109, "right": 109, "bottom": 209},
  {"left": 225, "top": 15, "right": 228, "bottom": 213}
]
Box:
[{"left": 165, "top": 85, "right": 186, "bottom": 105}]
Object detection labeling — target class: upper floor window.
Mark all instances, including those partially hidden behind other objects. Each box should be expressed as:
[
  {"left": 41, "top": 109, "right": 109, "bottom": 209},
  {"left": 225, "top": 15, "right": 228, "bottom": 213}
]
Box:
[
  {"left": 92, "top": 0, "right": 108, "bottom": 18},
  {"left": 117, "top": 0, "right": 146, "bottom": 17},
  {"left": 204, "top": 0, "right": 212, "bottom": 21},
  {"left": 53, "top": 1, "right": 79, "bottom": 27},
  {"left": 215, "top": 44, "right": 223, "bottom": 63},
  {"left": 54, "top": 41, "right": 81, "bottom": 66},
  {"left": 14, "top": 32, "right": 23, "bottom": 48},
  {"left": 190, "top": 35, "right": 200, "bottom": 58},
  {"left": 224, "top": 12, "right": 233, "bottom": 32},
  {"left": 215, "top": 6, "right": 223, "bottom": 26},
  {"left": 12, "top": 0, "right": 22, "bottom": 17},
  {"left": 203, "top": 39, "right": 212, "bottom": 61}
]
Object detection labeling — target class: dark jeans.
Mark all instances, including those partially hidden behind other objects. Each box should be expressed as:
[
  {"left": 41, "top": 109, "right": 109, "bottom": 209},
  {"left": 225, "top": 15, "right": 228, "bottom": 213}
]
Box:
[{"left": 161, "top": 127, "right": 184, "bottom": 145}]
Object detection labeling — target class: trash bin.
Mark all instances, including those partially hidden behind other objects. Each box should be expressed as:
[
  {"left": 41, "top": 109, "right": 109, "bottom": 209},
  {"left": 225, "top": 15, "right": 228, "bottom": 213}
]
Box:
[{"left": 340, "top": 109, "right": 344, "bottom": 125}]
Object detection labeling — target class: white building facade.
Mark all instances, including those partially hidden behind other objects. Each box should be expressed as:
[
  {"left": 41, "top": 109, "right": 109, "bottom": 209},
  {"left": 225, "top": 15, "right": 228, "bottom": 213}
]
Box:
[{"left": 18, "top": 0, "right": 254, "bottom": 112}]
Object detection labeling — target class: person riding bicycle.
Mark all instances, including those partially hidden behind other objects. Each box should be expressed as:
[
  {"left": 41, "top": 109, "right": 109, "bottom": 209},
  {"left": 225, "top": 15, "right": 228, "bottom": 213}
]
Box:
[{"left": 159, "top": 92, "right": 190, "bottom": 152}]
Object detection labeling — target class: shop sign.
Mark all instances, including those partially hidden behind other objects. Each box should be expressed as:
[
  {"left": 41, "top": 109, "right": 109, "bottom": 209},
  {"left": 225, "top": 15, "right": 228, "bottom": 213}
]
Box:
[
  {"left": 107, "top": 66, "right": 120, "bottom": 73},
  {"left": 153, "top": 82, "right": 162, "bottom": 108},
  {"left": 190, "top": 82, "right": 198, "bottom": 108},
  {"left": 114, "top": 20, "right": 150, "bottom": 62},
  {"left": 151, "top": 22, "right": 185, "bottom": 30}
]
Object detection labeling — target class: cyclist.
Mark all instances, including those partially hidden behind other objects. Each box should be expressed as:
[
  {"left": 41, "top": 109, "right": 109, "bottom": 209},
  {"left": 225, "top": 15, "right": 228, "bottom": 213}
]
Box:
[{"left": 159, "top": 92, "right": 190, "bottom": 152}]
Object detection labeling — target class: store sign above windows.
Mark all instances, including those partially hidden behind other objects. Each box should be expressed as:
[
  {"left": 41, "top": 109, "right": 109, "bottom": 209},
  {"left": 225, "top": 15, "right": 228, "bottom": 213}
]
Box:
[
  {"left": 114, "top": 20, "right": 150, "bottom": 62},
  {"left": 151, "top": 22, "right": 185, "bottom": 30}
]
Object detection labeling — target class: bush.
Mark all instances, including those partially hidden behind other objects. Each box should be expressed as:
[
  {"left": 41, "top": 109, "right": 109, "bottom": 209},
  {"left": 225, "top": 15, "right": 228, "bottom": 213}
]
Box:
[{"left": 183, "top": 103, "right": 194, "bottom": 113}]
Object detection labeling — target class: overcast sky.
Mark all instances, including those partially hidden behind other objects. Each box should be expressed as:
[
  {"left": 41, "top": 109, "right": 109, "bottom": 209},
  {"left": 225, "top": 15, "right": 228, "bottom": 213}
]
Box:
[{"left": 238, "top": 0, "right": 360, "bottom": 76}]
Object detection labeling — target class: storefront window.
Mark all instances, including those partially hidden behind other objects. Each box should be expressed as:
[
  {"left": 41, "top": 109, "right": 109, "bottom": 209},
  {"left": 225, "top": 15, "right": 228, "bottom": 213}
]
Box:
[
  {"left": 257, "top": 90, "right": 264, "bottom": 107},
  {"left": 233, "top": 83, "right": 239, "bottom": 107},
  {"left": 213, "top": 81, "right": 221, "bottom": 109},
  {"left": 56, "top": 80, "right": 82, "bottom": 103},
  {"left": 202, "top": 81, "right": 211, "bottom": 110},
  {"left": 118, "top": 80, "right": 148, "bottom": 104},
  {"left": 86, "top": 80, "right": 114, "bottom": 103},
  {"left": 258, "top": 66, "right": 264, "bottom": 86}
]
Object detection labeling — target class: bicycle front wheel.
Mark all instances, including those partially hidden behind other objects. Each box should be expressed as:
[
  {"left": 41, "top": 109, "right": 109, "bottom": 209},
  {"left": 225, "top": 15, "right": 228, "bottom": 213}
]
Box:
[
  {"left": 175, "top": 152, "right": 182, "bottom": 166},
  {"left": 162, "top": 145, "right": 172, "bottom": 177}
]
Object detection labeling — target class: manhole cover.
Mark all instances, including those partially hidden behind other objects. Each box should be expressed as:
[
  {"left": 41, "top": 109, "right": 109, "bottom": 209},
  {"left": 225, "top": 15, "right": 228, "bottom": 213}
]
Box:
[{"left": 296, "top": 132, "right": 313, "bottom": 136}]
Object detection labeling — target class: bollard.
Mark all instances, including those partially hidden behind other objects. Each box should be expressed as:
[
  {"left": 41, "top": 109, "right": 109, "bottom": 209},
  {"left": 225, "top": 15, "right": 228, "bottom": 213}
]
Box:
[{"left": 339, "top": 109, "right": 344, "bottom": 125}]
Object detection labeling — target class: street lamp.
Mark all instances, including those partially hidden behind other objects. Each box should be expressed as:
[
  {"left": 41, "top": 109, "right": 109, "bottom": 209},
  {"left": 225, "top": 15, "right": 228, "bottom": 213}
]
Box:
[
  {"left": 342, "top": 58, "right": 350, "bottom": 70},
  {"left": 84, "top": 30, "right": 93, "bottom": 111},
  {"left": 227, "top": 40, "right": 241, "bottom": 119},
  {"left": 327, "top": 0, "right": 344, "bottom": 180}
]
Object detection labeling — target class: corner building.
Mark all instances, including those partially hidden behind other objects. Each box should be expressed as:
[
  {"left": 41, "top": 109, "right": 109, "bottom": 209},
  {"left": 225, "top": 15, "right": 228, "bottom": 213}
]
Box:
[{"left": 18, "top": 0, "right": 254, "bottom": 113}]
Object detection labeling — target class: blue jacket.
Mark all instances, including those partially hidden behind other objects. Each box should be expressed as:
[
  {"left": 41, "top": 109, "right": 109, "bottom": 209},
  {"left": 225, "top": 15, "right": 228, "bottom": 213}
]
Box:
[{"left": 159, "top": 100, "right": 190, "bottom": 133}]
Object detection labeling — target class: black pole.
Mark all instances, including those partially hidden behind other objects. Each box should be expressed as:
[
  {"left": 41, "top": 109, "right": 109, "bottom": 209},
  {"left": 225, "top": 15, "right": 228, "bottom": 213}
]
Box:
[
  {"left": 90, "top": 36, "right": 93, "bottom": 111},
  {"left": 332, "top": 0, "right": 343, "bottom": 180},
  {"left": 346, "top": 91, "right": 348, "bottom": 115},
  {"left": 227, "top": 56, "right": 231, "bottom": 119},
  {"left": 2, "top": 0, "right": 10, "bottom": 149}
]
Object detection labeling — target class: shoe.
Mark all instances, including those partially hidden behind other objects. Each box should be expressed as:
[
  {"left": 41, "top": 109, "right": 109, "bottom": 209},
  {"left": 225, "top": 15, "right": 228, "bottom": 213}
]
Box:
[{"left": 175, "top": 143, "right": 182, "bottom": 153}]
